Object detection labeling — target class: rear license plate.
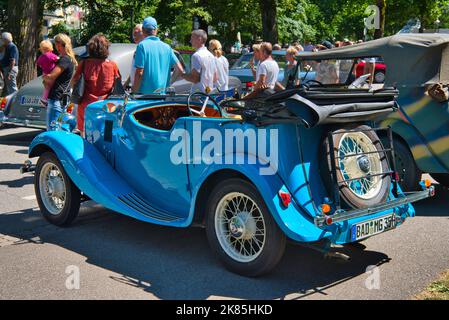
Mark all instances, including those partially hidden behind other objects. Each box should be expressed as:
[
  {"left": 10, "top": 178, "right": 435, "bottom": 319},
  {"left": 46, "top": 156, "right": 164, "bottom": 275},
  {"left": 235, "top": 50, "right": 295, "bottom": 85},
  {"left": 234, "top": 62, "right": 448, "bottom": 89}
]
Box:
[
  {"left": 20, "top": 96, "right": 41, "bottom": 106},
  {"left": 351, "top": 214, "right": 396, "bottom": 242}
]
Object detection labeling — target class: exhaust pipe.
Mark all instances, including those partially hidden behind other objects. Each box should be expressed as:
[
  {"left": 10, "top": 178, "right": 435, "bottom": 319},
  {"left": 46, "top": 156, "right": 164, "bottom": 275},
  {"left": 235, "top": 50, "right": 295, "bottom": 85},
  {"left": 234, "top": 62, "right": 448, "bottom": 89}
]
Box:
[{"left": 20, "top": 160, "right": 36, "bottom": 174}]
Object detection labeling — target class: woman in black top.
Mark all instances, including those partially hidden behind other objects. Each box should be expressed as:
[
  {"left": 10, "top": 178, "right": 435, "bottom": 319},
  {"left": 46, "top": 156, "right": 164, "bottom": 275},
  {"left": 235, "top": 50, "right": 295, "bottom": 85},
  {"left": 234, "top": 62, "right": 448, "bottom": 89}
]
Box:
[{"left": 43, "top": 34, "right": 77, "bottom": 130}]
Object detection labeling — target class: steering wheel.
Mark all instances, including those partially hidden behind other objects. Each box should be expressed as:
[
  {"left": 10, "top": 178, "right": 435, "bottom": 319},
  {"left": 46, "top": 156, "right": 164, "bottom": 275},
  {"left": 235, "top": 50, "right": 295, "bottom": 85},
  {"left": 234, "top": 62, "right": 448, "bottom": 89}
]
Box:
[
  {"left": 187, "top": 92, "right": 223, "bottom": 117},
  {"left": 303, "top": 79, "right": 324, "bottom": 89}
]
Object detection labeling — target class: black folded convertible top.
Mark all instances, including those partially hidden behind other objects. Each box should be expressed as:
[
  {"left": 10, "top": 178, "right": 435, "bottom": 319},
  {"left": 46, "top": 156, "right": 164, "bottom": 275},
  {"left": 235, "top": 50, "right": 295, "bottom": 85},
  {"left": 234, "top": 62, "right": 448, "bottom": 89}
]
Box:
[{"left": 227, "top": 87, "right": 398, "bottom": 128}]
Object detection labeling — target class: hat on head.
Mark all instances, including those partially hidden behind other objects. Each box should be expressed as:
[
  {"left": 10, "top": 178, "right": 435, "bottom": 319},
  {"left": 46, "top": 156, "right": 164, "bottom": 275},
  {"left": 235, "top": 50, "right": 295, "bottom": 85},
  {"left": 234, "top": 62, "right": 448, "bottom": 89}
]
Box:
[{"left": 143, "top": 16, "right": 158, "bottom": 30}]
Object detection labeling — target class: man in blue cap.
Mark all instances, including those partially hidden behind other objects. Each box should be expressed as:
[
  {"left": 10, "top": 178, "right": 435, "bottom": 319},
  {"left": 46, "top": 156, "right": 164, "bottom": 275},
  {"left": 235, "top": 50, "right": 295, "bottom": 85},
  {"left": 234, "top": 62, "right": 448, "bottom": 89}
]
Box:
[{"left": 132, "top": 17, "right": 184, "bottom": 94}]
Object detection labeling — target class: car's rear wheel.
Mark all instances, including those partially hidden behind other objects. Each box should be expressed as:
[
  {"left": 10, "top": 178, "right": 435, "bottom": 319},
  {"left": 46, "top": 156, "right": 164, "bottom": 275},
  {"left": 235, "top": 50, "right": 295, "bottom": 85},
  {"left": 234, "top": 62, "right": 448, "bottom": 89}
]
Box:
[
  {"left": 322, "top": 125, "right": 391, "bottom": 209},
  {"left": 391, "top": 138, "right": 421, "bottom": 192},
  {"left": 35, "top": 152, "right": 81, "bottom": 226},
  {"left": 205, "top": 178, "right": 286, "bottom": 277}
]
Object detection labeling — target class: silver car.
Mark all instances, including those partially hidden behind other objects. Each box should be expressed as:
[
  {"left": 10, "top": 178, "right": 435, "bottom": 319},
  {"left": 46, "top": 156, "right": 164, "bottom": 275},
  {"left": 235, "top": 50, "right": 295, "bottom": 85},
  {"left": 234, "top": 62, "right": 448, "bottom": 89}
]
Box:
[{"left": 0, "top": 44, "right": 241, "bottom": 129}]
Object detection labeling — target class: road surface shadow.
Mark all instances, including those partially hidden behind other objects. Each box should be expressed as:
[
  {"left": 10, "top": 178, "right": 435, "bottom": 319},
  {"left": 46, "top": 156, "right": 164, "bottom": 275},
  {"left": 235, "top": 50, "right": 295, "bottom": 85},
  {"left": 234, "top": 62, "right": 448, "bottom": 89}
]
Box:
[
  {"left": 0, "top": 205, "right": 390, "bottom": 300},
  {"left": 0, "top": 176, "right": 34, "bottom": 188},
  {"left": 0, "top": 162, "right": 24, "bottom": 170},
  {"left": 0, "top": 128, "right": 43, "bottom": 147}
]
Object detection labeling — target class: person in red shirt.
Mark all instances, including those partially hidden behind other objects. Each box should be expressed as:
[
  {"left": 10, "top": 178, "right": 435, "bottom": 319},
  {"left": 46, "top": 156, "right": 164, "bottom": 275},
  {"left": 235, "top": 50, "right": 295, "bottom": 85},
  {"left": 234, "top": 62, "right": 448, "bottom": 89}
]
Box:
[{"left": 71, "top": 33, "right": 121, "bottom": 136}]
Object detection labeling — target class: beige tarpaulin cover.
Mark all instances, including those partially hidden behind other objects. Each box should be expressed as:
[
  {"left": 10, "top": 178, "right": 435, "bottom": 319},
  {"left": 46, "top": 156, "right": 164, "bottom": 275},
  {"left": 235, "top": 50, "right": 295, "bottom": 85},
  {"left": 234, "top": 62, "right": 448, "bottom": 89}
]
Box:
[{"left": 297, "top": 34, "right": 449, "bottom": 87}]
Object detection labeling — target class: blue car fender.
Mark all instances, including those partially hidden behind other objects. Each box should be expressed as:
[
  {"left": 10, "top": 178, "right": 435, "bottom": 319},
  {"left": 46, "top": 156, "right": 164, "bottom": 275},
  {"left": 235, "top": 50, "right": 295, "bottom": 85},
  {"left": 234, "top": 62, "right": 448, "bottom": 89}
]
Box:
[{"left": 188, "top": 153, "right": 331, "bottom": 243}]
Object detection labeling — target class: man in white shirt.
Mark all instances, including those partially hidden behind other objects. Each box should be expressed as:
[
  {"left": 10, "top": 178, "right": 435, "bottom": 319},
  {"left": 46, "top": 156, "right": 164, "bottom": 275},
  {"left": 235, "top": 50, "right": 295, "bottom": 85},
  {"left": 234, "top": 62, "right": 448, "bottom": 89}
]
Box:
[
  {"left": 182, "top": 29, "right": 217, "bottom": 93},
  {"left": 125, "top": 24, "right": 144, "bottom": 89},
  {"left": 255, "top": 42, "right": 279, "bottom": 90},
  {"left": 244, "top": 42, "right": 279, "bottom": 99}
]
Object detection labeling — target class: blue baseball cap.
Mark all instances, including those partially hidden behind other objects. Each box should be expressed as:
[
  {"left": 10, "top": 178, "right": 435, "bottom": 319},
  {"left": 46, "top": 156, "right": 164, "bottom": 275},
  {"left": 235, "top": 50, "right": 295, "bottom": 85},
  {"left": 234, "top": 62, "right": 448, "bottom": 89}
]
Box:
[{"left": 143, "top": 16, "right": 158, "bottom": 30}]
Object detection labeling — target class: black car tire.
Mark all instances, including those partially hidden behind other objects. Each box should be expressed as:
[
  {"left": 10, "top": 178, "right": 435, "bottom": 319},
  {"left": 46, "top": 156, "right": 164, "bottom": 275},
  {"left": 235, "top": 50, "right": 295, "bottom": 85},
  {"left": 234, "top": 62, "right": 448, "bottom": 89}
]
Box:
[
  {"left": 205, "top": 178, "right": 286, "bottom": 277},
  {"left": 322, "top": 125, "right": 391, "bottom": 209},
  {"left": 391, "top": 138, "right": 422, "bottom": 192},
  {"left": 35, "top": 152, "right": 81, "bottom": 226}
]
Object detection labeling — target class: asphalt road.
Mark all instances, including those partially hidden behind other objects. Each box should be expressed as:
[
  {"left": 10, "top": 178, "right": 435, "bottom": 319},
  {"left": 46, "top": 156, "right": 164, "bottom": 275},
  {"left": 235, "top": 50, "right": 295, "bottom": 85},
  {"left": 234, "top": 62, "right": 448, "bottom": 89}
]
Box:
[{"left": 0, "top": 126, "right": 448, "bottom": 300}]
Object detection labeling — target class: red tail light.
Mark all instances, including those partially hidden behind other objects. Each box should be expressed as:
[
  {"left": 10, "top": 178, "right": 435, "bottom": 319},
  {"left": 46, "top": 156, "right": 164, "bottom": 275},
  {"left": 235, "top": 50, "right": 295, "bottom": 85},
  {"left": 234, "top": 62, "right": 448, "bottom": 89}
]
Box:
[
  {"left": 245, "top": 82, "right": 254, "bottom": 88},
  {"left": 0, "top": 97, "right": 7, "bottom": 110},
  {"left": 279, "top": 191, "right": 291, "bottom": 208}
]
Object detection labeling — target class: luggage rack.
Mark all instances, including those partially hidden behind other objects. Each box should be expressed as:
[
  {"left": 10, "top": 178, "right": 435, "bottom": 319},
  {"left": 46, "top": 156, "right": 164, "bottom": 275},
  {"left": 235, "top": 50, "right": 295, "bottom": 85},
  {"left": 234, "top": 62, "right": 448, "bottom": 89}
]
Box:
[{"left": 327, "top": 126, "right": 399, "bottom": 211}]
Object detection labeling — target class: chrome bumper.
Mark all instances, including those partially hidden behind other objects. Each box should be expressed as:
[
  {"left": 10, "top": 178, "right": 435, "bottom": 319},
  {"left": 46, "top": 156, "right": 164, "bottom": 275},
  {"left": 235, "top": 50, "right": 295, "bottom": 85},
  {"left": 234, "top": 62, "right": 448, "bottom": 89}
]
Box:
[
  {"left": 314, "top": 187, "right": 434, "bottom": 227},
  {"left": 0, "top": 114, "right": 46, "bottom": 129}
]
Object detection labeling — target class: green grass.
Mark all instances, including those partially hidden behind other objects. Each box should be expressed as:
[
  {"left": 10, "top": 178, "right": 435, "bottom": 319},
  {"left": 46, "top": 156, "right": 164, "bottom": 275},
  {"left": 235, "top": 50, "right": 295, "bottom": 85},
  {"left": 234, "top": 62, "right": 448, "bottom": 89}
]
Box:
[{"left": 417, "top": 270, "right": 449, "bottom": 300}]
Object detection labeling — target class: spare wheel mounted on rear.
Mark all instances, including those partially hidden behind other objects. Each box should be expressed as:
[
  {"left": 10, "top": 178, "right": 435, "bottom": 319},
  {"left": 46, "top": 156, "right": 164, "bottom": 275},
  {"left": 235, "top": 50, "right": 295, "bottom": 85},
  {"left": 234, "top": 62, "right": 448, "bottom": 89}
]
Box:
[{"left": 322, "top": 125, "right": 392, "bottom": 209}]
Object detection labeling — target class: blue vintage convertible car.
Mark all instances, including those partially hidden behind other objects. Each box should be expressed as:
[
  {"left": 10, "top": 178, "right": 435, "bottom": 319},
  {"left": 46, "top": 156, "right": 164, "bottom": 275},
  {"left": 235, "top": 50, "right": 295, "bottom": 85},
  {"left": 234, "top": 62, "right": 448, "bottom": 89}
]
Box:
[{"left": 25, "top": 87, "right": 434, "bottom": 276}]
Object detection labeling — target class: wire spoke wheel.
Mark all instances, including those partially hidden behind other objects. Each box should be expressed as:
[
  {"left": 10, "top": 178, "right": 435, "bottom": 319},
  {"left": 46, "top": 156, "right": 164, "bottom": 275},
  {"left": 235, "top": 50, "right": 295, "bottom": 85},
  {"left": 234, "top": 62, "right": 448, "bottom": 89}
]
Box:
[
  {"left": 215, "top": 192, "right": 266, "bottom": 263},
  {"left": 338, "top": 132, "right": 383, "bottom": 200},
  {"left": 35, "top": 152, "right": 81, "bottom": 226},
  {"left": 322, "top": 125, "right": 391, "bottom": 209},
  {"left": 39, "top": 162, "right": 67, "bottom": 215}
]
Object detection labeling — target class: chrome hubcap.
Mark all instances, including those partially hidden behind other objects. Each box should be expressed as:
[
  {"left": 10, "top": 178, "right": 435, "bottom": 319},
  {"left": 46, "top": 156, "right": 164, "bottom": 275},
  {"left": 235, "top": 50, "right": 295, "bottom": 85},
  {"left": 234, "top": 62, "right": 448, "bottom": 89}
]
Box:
[
  {"left": 357, "top": 155, "right": 371, "bottom": 174},
  {"left": 39, "top": 162, "right": 66, "bottom": 215},
  {"left": 215, "top": 192, "right": 266, "bottom": 263}
]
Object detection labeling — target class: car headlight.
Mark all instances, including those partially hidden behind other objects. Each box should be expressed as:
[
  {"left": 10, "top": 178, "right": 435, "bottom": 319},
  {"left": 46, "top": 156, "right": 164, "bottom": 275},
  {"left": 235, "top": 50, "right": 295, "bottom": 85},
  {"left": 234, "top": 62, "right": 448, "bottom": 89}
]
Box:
[{"left": 56, "top": 112, "right": 77, "bottom": 132}]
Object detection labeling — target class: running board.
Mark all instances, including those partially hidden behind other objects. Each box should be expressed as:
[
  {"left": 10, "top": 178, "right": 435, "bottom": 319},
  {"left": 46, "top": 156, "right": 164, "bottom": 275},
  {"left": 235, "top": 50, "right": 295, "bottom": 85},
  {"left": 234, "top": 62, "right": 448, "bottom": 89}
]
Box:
[{"left": 117, "top": 193, "right": 184, "bottom": 223}]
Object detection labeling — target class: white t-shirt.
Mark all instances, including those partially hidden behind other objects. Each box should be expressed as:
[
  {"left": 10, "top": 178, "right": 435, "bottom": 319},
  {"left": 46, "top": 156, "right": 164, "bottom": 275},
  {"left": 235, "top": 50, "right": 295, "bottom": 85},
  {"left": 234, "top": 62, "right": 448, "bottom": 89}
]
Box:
[
  {"left": 214, "top": 55, "right": 229, "bottom": 91},
  {"left": 256, "top": 59, "right": 279, "bottom": 89},
  {"left": 191, "top": 46, "right": 217, "bottom": 93}
]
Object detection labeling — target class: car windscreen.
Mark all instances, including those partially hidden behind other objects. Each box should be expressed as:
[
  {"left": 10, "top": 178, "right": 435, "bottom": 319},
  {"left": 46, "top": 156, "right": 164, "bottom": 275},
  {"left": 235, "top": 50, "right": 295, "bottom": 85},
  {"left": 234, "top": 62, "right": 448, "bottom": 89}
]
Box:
[{"left": 299, "top": 56, "right": 385, "bottom": 86}]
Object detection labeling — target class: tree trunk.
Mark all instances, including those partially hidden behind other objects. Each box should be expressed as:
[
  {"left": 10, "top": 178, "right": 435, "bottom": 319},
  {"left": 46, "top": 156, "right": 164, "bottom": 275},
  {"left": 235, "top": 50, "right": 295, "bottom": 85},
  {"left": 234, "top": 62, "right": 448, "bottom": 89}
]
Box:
[
  {"left": 374, "top": 0, "right": 386, "bottom": 39},
  {"left": 7, "top": 0, "right": 42, "bottom": 88},
  {"left": 259, "top": 0, "right": 278, "bottom": 44}
]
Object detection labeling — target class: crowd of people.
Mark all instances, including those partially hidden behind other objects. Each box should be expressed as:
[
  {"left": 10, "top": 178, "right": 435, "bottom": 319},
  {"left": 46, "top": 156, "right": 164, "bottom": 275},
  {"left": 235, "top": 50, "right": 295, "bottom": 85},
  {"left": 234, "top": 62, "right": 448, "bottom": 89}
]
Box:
[{"left": 0, "top": 15, "right": 373, "bottom": 137}]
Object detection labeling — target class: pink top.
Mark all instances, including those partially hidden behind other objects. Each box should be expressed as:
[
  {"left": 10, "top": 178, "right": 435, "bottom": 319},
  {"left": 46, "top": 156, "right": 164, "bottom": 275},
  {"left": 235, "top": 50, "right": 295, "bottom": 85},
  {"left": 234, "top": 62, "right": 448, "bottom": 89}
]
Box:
[{"left": 37, "top": 51, "right": 59, "bottom": 74}]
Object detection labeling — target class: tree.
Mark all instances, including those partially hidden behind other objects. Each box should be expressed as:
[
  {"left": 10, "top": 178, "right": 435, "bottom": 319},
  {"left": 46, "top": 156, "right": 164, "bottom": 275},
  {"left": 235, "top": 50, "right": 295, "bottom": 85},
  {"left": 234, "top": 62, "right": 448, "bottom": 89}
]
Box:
[
  {"left": 0, "top": 0, "right": 7, "bottom": 31},
  {"left": 374, "top": 0, "right": 386, "bottom": 39},
  {"left": 48, "top": 21, "right": 71, "bottom": 38},
  {"left": 260, "top": 0, "right": 278, "bottom": 43},
  {"left": 7, "top": 0, "right": 42, "bottom": 87}
]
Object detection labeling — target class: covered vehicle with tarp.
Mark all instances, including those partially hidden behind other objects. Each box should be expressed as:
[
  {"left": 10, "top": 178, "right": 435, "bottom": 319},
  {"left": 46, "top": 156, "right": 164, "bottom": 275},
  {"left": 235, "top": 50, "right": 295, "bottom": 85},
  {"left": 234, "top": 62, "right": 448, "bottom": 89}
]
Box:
[{"left": 295, "top": 34, "right": 449, "bottom": 190}]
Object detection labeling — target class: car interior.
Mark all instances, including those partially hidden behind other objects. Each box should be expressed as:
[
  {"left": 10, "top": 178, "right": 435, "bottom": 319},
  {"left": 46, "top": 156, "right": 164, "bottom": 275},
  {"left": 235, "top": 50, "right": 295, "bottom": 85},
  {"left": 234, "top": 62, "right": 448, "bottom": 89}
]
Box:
[{"left": 133, "top": 104, "right": 222, "bottom": 131}]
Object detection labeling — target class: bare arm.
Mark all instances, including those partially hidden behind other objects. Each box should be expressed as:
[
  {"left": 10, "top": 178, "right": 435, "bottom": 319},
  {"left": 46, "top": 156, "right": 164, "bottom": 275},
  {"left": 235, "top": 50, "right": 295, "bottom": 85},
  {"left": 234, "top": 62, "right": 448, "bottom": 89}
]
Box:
[
  {"left": 182, "top": 68, "right": 201, "bottom": 84},
  {"left": 132, "top": 68, "right": 144, "bottom": 93},
  {"left": 170, "top": 62, "right": 185, "bottom": 84},
  {"left": 368, "top": 62, "right": 375, "bottom": 85},
  {"left": 43, "top": 65, "right": 64, "bottom": 87},
  {"left": 274, "top": 81, "right": 285, "bottom": 92},
  {"left": 254, "top": 74, "right": 267, "bottom": 91},
  {"left": 7, "top": 58, "right": 16, "bottom": 80},
  {"left": 70, "top": 61, "right": 83, "bottom": 87}
]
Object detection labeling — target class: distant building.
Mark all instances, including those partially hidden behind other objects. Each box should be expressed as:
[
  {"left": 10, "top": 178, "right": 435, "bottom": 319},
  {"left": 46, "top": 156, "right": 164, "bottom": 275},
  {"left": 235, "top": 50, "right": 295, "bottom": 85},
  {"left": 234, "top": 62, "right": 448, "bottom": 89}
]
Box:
[{"left": 43, "top": 5, "right": 84, "bottom": 39}]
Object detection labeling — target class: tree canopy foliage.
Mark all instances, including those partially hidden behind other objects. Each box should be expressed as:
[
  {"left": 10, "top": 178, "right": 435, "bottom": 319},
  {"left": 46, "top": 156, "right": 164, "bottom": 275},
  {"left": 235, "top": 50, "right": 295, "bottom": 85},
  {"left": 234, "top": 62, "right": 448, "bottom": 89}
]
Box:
[
  {"left": 2, "top": 0, "right": 449, "bottom": 90},
  {"left": 40, "top": 0, "right": 449, "bottom": 48}
]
